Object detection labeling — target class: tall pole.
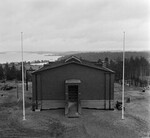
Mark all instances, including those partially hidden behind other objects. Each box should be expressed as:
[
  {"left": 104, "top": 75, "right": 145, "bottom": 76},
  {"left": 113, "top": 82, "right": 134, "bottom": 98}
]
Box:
[
  {"left": 21, "top": 32, "right": 26, "bottom": 120},
  {"left": 122, "top": 32, "right": 125, "bottom": 120}
]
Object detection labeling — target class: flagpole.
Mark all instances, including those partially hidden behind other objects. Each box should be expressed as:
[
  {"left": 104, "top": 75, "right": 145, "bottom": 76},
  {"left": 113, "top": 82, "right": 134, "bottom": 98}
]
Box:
[
  {"left": 122, "top": 32, "right": 125, "bottom": 120},
  {"left": 21, "top": 32, "right": 26, "bottom": 120}
]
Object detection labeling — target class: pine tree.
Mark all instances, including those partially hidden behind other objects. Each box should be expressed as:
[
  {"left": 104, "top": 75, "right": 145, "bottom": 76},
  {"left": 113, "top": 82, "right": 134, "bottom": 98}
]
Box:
[
  {"left": 9, "top": 63, "right": 17, "bottom": 80},
  {"left": 0, "top": 64, "right": 4, "bottom": 80},
  {"left": 104, "top": 57, "right": 109, "bottom": 67},
  {"left": 4, "top": 63, "right": 10, "bottom": 80}
]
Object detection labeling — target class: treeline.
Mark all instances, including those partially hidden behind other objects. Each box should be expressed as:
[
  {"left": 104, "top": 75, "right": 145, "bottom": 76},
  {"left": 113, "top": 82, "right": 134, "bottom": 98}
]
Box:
[
  {"left": 64, "top": 52, "right": 150, "bottom": 87},
  {"left": 0, "top": 56, "right": 150, "bottom": 87},
  {"left": 0, "top": 63, "right": 32, "bottom": 81},
  {"left": 59, "top": 51, "right": 150, "bottom": 62},
  {"left": 106, "top": 56, "right": 150, "bottom": 87}
]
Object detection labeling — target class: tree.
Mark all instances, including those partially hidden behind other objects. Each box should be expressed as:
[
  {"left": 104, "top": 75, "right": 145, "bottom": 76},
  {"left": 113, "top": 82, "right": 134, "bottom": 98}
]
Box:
[
  {"left": 104, "top": 57, "right": 109, "bottom": 67},
  {"left": 16, "top": 66, "right": 22, "bottom": 81},
  {"left": 0, "top": 64, "right": 4, "bottom": 80},
  {"left": 9, "top": 63, "right": 17, "bottom": 80},
  {"left": 16, "top": 70, "right": 22, "bottom": 81},
  {"left": 108, "top": 56, "right": 150, "bottom": 86},
  {"left": 4, "top": 63, "right": 10, "bottom": 80}
]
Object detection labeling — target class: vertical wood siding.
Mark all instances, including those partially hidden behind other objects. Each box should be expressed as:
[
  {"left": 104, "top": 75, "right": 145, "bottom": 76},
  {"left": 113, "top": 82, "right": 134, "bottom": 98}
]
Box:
[{"left": 32, "top": 63, "right": 114, "bottom": 104}]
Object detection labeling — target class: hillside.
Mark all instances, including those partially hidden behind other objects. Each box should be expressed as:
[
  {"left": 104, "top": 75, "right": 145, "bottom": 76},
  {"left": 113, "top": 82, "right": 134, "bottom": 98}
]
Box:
[
  {"left": 59, "top": 51, "right": 150, "bottom": 62},
  {"left": 0, "top": 81, "right": 149, "bottom": 137}
]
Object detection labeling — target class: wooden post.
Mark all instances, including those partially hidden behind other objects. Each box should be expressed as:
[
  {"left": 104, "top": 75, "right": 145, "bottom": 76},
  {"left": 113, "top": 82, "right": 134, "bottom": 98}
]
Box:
[
  {"left": 65, "top": 84, "right": 69, "bottom": 115},
  {"left": 16, "top": 80, "right": 19, "bottom": 99},
  {"left": 122, "top": 32, "right": 125, "bottom": 119},
  {"left": 21, "top": 32, "right": 26, "bottom": 120},
  {"left": 104, "top": 73, "right": 106, "bottom": 109},
  {"left": 26, "top": 70, "right": 28, "bottom": 91},
  {"left": 78, "top": 84, "right": 81, "bottom": 114},
  {"left": 15, "top": 79, "right": 19, "bottom": 99},
  {"left": 109, "top": 73, "right": 111, "bottom": 109},
  {"left": 35, "top": 74, "right": 38, "bottom": 109},
  {"left": 40, "top": 75, "right": 42, "bottom": 110}
]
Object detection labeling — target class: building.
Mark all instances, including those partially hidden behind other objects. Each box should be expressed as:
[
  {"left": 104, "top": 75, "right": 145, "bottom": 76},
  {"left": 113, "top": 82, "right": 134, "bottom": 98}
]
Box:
[{"left": 32, "top": 56, "right": 115, "bottom": 117}]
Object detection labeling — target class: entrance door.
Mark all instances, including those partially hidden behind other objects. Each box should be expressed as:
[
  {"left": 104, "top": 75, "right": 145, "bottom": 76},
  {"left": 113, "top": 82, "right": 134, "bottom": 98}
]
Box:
[
  {"left": 65, "top": 79, "right": 81, "bottom": 117},
  {"left": 67, "top": 85, "right": 79, "bottom": 117},
  {"left": 68, "top": 85, "right": 78, "bottom": 102}
]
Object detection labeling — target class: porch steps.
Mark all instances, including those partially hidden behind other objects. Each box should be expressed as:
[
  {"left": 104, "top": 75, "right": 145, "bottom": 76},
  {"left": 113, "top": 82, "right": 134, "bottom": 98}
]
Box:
[{"left": 67, "top": 102, "right": 79, "bottom": 118}]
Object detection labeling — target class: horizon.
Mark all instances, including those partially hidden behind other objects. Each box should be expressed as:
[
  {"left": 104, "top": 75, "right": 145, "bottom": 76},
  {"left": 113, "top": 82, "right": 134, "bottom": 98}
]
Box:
[
  {"left": 0, "top": 50, "right": 149, "bottom": 64},
  {"left": 0, "top": 50, "right": 150, "bottom": 53}
]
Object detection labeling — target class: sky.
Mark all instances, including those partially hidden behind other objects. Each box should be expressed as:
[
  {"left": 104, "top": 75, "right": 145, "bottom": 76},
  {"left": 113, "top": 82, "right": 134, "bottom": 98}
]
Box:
[{"left": 0, "top": 0, "right": 150, "bottom": 52}]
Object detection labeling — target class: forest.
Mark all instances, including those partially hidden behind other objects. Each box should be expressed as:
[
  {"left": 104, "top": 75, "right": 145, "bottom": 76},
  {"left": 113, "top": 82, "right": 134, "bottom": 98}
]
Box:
[
  {"left": 0, "top": 63, "right": 32, "bottom": 82},
  {"left": 0, "top": 53, "right": 150, "bottom": 87},
  {"left": 60, "top": 51, "right": 150, "bottom": 87},
  {"left": 106, "top": 56, "right": 149, "bottom": 86}
]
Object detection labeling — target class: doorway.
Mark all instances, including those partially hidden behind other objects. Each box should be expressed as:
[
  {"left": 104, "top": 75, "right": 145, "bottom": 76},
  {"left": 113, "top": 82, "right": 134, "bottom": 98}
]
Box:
[
  {"left": 65, "top": 79, "right": 81, "bottom": 117},
  {"left": 68, "top": 85, "right": 78, "bottom": 102}
]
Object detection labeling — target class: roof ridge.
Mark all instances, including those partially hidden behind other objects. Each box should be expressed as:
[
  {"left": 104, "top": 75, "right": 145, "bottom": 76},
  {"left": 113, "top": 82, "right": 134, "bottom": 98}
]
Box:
[{"left": 32, "top": 57, "right": 114, "bottom": 74}]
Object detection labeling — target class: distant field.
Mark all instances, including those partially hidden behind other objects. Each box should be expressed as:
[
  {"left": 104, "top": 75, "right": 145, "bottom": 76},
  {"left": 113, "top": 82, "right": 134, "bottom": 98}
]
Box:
[{"left": 0, "top": 81, "right": 149, "bottom": 138}]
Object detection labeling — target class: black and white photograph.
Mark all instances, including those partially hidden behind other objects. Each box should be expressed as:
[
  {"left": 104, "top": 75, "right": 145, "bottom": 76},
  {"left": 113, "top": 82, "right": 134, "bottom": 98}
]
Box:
[{"left": 0, "top": 0, "right": 150, "bottom": 137}]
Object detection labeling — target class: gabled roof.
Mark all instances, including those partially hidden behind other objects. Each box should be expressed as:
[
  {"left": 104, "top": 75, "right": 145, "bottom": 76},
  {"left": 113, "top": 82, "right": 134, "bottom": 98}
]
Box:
[
  {"left": 65, "top": 56, "right": 81, "bottom": 63},
  {"left": 32, "top": 56, "right": 114, "bottom": 74}
]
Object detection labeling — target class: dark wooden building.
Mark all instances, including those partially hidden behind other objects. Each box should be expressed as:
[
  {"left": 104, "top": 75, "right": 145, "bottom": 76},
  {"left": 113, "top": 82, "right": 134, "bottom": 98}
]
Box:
[{"left": 32, "top": 56, "right": 115, "bottom": 116}]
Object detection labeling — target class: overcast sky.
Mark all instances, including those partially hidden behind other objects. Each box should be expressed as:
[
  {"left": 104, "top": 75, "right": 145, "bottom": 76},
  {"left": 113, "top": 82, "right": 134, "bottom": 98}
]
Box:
[{"left": 0, "top": 0, "right": 150, "bottom": 52}]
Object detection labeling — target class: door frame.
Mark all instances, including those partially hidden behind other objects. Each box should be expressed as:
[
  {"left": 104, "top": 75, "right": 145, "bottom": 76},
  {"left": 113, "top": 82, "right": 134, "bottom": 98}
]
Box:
[{"left": 65, "top": 79, "right": 81, "bottom": 115}]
